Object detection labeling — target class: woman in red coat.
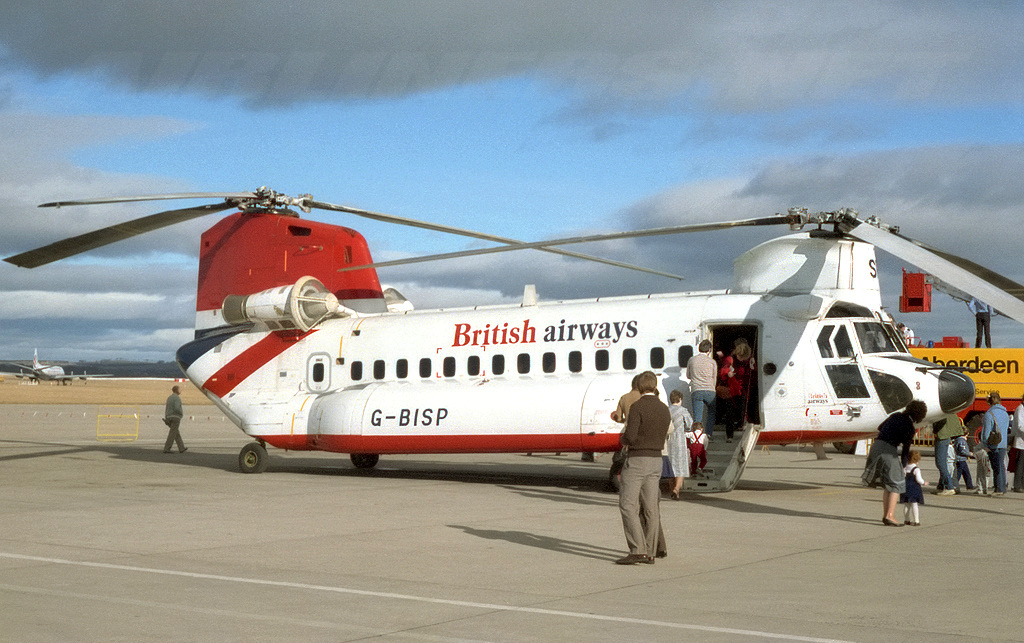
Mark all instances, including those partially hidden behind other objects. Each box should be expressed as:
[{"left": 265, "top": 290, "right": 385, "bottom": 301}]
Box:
[{"left": 718, "top": 338, "right": 753, "bottom": 442}]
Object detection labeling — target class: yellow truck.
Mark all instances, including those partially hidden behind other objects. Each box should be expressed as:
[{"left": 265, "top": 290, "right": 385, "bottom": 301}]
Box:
[{"left": 910, "top": 345, "right": 1024, "bottom": 436}]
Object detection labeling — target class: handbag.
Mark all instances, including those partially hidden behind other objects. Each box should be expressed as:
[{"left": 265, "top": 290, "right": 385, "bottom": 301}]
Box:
[
  {"left": 715, "top": 384, "right": 732, "bottom": 399},
  {"left": 987, "top": 429, "right": 1002, "bottom": 447}
]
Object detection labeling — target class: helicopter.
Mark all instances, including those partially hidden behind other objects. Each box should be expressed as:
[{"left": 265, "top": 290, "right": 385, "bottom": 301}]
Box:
[{"left": 10, "top": 186, "right": 1017, "bottom": 491}]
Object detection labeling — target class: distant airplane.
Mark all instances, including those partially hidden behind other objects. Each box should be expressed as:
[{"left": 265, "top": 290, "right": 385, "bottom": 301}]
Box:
[{"left": 1, "top": 349, "right": 111, "bottom": 385}]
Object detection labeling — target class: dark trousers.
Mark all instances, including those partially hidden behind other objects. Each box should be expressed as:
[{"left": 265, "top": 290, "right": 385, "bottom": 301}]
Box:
[
  {"left": 954, "top": 460, "right": 974, "bottom": 490},
  {"left": 976, "top": 312, "right": 992, "bottom": 348},
  {"left": 722, "top": 396, "right": 745, "bottom": 439},
  {"left": 163, "top": 417, "right": 185, "bottom": 453}
]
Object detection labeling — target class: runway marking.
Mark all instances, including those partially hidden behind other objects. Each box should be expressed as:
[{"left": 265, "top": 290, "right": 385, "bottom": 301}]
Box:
[{"left": 1, "top": 551, "right": 857, "bottom": 643}]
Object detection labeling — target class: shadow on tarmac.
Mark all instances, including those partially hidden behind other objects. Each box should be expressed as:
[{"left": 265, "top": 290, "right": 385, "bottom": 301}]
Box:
[{"left": 449, "top": 524, "right": 623, "bottom": 561}]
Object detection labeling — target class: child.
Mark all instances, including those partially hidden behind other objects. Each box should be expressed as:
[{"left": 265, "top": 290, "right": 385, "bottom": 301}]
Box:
[
  {"left": 971, "top": 434, "right": 993, "bottom": 494},
  {"left": 952, "top": 429, "right": 974, "bottom": 492},
  {"left": 686, "top": 421, "right": 709, "bottom": 477},
  {"left": 899, "top": 450, "right": 927, "bottom": 526}
]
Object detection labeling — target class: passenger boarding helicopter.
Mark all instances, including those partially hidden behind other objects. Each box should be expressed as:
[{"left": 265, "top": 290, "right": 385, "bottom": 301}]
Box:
[{"left": 9, "top": 187, "right": 1021, "bottom": 490}]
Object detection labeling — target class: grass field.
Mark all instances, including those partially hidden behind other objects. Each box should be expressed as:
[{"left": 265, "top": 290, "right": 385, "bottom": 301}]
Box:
[{"left": 0, "top": 377, "right": 214, "bottom": 406}]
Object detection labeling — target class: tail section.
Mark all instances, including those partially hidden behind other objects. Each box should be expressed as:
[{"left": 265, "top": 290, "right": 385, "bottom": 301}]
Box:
[
  {"left": 33, "top": 348, "right": 41, "bottom": 369},
  {"left": 194, "top": 212, "right": 387, "bottom": 333}
]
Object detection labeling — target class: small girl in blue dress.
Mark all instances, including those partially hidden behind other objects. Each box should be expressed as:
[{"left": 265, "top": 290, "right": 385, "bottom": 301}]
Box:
[{"left": 900, "top": 450, "right": 928, "bottom": 526}]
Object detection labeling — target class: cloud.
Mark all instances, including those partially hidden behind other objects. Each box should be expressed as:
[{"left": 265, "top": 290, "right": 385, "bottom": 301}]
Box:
[
  {"left": 370, "top": 143, "right": 1024, "bottom": 346},
  {"left": 0, "top": 2, "right": 1020, "bottom": 110},
  {"left": 0, "top": 111, "right": 203, "bottom": 260}
]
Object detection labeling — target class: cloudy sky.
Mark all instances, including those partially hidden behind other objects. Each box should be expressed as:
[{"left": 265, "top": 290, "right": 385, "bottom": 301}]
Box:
[{"left": 0, "top": 1, "right": 1022, "bottom": 361}]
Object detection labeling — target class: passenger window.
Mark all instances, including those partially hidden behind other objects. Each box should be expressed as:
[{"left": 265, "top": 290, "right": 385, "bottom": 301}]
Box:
[
  {"left": 817, "top": 326, "right": 835, "bottom": 358},
  {"left": 622, "top": 348, "right": 637, "bottom": 370},
  {"left": 443, "top": 356, "right": 456, "bottom": 377},
  {"left": 517, "top": 353, "right": 530, "bottom": 374},
  {"left": 569, "top": 351, "right": 582, "bottom": 373},
  {"left": 677, "top": 345, "right": 693, "bottom": 367},
  {"left": 650, "top": 347, "right": 665, "bottom": 369},
  {"left": 396, "top": 359, "right": 408, "bottom": 379},
  {"left": 351, "top": 361, "right": 363, "bottom": 381},
  {"left": 543, "top": 352, "right": 556, "bottom": 373},
  {"left": 419, "top": 358, "right": 431, "bottom": 378},
  {"left": 373, "top": 360, "right": 385, "bottom": 380},
  {"left": 595, "top": 349, "right": 609, "bottom": 371},
  {"left": 492, "top": 355, "right": 505, "bottom": 376},
  {"left": 467, "top": 356, "right": 480, "bottom": 376}
]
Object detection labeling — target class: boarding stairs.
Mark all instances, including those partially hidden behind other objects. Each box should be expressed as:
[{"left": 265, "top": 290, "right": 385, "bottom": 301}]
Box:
[{"left": 681, "top": 423, "right": 762, "bottom": 493}]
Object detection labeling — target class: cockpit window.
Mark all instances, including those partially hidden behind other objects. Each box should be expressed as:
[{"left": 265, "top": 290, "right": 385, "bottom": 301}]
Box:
[
  {"left": 868, "top": 369, "right": 913, "bottom": 413},
  {"left": 817, "top": 326, "right": 835, "bottom": 358},
  {"left": 825, "top": 302, "right": 875, "bottom": 318},
  {"left": 834, "top": 326, "right": 855, "bottom": 358},
  {"left": 854, "top": 322, "right": 900, "bottom": 354},
  {"left": 825, "top": 365, "right": 871, "bottom": 398}
]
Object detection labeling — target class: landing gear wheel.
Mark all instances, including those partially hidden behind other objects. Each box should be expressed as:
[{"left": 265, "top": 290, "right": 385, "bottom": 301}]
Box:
[
  {"left": 350, "top": 453, "right": 380, "bottom": 469},
  {"left": 239, "top": 442, "right": 269, "bottom": 473},
  {"left": 832, "top": 441, "right": 856, "bottom": 455}
]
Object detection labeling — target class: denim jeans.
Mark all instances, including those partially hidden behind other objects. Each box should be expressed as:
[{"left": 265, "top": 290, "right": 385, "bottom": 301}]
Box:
[
  {"left": 934, "top": 438, "right": 954, "bottom": 490},
  {"left": 988, "top": 448, "right": 1007, "bottom": 493},
  {"left": 690, "top": 389, "right": 716, "bottom": 437}
]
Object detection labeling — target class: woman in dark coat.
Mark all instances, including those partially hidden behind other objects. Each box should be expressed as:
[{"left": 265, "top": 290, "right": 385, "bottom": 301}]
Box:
[
  {"left": 862, "top": 400, "right": 928, "bottom": 526},
  {"left": 718, "top": 338, "right": 754, "bottom": 442}
]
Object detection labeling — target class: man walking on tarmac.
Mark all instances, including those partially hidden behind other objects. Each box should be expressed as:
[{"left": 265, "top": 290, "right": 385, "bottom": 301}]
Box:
[{"left": 163, "top": 385, "right": 188, "bottom": 454}]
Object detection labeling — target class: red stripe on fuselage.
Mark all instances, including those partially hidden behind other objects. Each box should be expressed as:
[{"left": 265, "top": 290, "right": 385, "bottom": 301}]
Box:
[
  {"left": 202, "top": 330, "right": 316, "bottom": 398},
  {"left": 257, "top": 429, "right": 871, "bottom": 454},
  {"left": 757, "top": 430, "right": 871, "bottom": 445},
  {"left": 261, "top": 432, "right": 610, "bottom": 454}
]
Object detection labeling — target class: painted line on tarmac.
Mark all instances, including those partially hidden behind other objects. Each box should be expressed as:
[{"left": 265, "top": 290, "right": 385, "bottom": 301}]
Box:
[{"left": 0, "top": 551, "right": 855, "bottom": 643}]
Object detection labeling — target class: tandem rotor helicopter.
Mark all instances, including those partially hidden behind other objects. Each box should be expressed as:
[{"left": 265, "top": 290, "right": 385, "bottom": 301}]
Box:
[{"left": 8, "top": 187, "right": 1024, "bottom": 490}]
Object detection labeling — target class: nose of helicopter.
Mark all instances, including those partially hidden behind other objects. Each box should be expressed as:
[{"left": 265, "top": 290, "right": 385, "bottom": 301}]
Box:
[{"left": 938, "top": 369, "right": 975, "bottom": 413}]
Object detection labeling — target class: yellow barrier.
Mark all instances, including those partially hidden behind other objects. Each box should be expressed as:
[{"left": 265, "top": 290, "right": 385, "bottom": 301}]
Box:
[{"left": 96, "top": 406, "right": 140, "bottom": 442}]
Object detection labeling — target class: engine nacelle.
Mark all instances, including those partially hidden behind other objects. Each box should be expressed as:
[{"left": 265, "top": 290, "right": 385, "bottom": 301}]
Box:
[{"left": 221, "top": 276, "right": 342, "bottom": 332}]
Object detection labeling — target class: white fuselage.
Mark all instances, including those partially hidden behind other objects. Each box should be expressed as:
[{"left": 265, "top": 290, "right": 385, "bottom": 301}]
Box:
[{"left": 180, "top": 288, "right": 963, "bottom": 455}]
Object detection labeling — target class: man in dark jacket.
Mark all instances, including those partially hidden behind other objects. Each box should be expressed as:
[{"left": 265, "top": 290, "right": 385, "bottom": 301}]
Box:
[
  {"left": 616, "top": 371, "right": 671, "bottom": 565},
  {"left": 163, "top": 385, "right": 187, "bottom": 454}
]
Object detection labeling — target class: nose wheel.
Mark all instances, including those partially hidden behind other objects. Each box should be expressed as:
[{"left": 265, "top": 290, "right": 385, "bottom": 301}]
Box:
[{"left": 239, "top": 442, "right": 269, "bottom": 473}]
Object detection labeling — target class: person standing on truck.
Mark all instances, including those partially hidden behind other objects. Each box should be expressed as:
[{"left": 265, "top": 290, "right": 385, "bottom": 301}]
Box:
[
  {"left": 980, "top": 392, "right": 1009, "bottom": 495},
  {"left": 968, "top": 298, "right": 993, "bottom": 348}
]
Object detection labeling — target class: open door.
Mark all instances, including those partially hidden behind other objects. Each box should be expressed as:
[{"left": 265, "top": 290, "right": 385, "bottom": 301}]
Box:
[{"left": 709, "top": 323, "right": 761, "bottom": 426}]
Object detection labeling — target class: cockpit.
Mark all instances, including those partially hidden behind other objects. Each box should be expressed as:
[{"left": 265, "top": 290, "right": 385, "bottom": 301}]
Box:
[{"left": 814, "top": 301, "right": 973, "bottom": 415}]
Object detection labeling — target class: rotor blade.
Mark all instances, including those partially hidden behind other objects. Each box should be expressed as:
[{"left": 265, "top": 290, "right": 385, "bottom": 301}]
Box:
[
  {"left": 841, "top": 219, "right": 1024, "bottom": 325},
  {"left": 338, "top": 215, "right": 794, "bottom": 273},
  {"left": 39, "top": 192, "right": 256, "bottom": 208},
  {"left": 305, "top": 198, "right": 695, "bottom": 278},
  {"left": 4, "top": 202, "right": 236, "bottom": 268}
]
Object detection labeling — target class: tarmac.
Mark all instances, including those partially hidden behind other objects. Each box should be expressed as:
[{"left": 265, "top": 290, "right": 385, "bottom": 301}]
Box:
[{"left": 1, "top": 403, "right": 1021, "bottom": 643}]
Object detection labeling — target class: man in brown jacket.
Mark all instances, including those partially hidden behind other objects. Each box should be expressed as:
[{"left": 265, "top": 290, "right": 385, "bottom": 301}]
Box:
[{"left": 616, "top": 371, "right": 672, "bottom": 565}]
